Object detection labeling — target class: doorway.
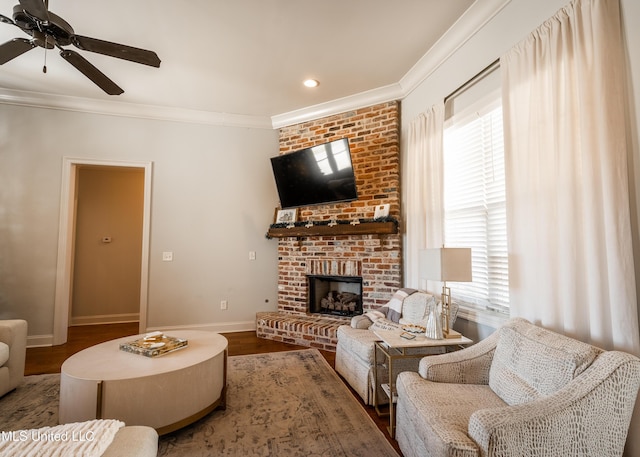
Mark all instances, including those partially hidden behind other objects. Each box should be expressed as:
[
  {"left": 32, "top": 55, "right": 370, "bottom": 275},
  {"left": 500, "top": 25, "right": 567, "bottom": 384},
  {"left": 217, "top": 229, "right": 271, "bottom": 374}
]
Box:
[
  {"left": 71, "top": 166, "right": 144, "bottom": 325},
  {"left": 53, "top": 158, "right": 152, "bottom": 345}
]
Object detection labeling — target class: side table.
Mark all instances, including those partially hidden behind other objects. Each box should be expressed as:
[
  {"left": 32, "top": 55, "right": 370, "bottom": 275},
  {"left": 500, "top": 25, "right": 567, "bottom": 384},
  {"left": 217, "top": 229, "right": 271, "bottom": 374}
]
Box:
[{"left": 372, "top": 329, "right": 472, "bottom": 438}]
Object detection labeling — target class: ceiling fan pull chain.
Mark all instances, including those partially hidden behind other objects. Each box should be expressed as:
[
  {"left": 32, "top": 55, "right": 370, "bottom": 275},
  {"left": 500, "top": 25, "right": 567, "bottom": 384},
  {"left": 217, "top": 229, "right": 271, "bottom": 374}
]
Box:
[
  {"left": 42, "top": 0, "right": 50, "bottom": 74},
  {"left": 42, "top": 35, "right": 47, "bottom": 73}
]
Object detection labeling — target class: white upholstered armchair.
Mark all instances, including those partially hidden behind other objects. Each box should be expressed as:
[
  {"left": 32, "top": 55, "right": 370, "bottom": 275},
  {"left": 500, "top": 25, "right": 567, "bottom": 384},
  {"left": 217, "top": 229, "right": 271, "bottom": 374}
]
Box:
[
  {"left": 0, "top": 319, "right": 28, "bottom": 398},
  {"left": 336, "top": 290, "right": 459, "bottom": 405},
  {"left": 395, "top": 317, "right": 640, "bottom": 457}
]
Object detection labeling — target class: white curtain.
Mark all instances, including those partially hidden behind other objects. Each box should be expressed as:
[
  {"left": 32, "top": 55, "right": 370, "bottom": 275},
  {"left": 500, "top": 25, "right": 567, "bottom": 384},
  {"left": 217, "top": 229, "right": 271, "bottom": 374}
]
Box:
[
  {"left": 502, "top": 0, "right": 640, "bottom": 355},
  {"left": 404, "top": 102, "right": 445, "bottom": 290}
]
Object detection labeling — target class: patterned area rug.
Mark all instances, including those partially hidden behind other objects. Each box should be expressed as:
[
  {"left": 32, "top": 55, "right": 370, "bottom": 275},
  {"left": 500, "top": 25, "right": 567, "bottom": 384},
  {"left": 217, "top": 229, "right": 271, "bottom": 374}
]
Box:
[{"left": 0, "top": 349, "right": 399, "bottom": 457}]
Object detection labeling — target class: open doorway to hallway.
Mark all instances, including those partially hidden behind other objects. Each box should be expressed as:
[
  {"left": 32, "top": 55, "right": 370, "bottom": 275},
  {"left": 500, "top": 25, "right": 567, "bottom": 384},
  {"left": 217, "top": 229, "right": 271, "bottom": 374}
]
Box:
[
  {"left": 53, "top": 158, "right": 152, "bottom": 346},
  {"left": 71, "top": 166, "right": 144, "bottom": 327}
]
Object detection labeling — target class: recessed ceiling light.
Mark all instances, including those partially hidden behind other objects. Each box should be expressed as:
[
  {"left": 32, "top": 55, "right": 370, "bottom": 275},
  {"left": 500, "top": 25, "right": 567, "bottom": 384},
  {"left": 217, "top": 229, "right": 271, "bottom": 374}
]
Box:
[{"left": 303, "top": 79, "right": 319, "bottom": 88}]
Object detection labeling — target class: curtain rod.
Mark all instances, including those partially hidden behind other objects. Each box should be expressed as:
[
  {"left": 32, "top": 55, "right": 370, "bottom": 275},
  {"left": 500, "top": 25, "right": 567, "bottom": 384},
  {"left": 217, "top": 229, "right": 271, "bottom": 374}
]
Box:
[{"left": 444, "top": 58, "right": 500, "bottom": 104}]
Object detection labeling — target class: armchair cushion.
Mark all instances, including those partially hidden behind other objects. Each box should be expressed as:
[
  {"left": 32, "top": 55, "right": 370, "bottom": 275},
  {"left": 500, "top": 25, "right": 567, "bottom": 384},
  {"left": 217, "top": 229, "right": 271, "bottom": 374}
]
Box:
[
  {"left": 396, "top": 372, "right": 506, "bottom": 457},
  {"left": 336, "top": 325, "right": 380, "bottom": 365},
  {"left": 489, "top": 318, "right": 601, "bottom": 405}
]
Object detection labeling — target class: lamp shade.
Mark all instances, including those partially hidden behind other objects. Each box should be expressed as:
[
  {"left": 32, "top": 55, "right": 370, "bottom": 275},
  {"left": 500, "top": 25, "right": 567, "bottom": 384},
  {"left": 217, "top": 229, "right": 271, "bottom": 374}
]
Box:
[{"left": 419, "top": 248, "right": 472, "bottom": 282}]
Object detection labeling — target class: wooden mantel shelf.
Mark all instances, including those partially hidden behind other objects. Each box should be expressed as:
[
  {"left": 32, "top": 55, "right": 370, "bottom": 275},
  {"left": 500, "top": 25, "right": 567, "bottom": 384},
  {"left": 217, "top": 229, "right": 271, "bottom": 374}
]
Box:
[{"left": 267, "top": 221, "right": 398, "bottom": 238}]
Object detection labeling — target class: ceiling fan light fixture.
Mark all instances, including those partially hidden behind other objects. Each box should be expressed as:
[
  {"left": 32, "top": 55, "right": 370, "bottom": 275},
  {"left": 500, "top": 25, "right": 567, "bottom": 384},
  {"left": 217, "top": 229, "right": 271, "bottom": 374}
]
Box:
[
  {"left": 303, "top": 78, "right": 319, "bottom": 88},
  {"left": 0, "top": 0, "right": 160, "bottom": 95}
]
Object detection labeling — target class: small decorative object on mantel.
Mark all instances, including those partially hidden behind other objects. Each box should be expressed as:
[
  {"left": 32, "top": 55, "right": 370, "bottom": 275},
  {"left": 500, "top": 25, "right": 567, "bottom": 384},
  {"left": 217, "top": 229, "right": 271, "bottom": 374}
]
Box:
[
  {"left": 374, "top": 203, "right": 390, "bottom": 219},
  {"left": 350, "top": 219, "right": 360, "bottom": 226},
  {"left": 305, "top": 221, "right": 314, "bottom": 228},
  {"left": 119, "top": 331, "right": 188, "bottom": 358},
  {"left": 274, "top": 208, "right": 298, "bottom": 224},
  {"left": 328, "top": 219, "right": 338, "bottom": 227}
]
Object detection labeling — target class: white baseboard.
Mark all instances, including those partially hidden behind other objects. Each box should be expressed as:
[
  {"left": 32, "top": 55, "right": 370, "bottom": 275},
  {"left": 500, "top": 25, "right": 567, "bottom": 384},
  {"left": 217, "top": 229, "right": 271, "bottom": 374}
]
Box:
[
  {"left": 70, "top": 313, "right": 140, "bottom": 326},
  {"left": 27, "top": 334, "right": 54, "bottom": 348}
]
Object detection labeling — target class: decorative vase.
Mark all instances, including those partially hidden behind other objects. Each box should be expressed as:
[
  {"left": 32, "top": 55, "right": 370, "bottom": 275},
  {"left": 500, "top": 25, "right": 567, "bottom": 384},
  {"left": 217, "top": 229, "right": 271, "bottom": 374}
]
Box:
[{"left": 425, "top": 307, "right": 443, "bottom": 340}]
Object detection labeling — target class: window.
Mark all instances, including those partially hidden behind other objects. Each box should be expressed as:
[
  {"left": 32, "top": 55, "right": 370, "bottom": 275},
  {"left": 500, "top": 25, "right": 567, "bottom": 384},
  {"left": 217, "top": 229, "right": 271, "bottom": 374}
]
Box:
[{"left": 443, "top": 93, "right": 509, "bottom": 312}]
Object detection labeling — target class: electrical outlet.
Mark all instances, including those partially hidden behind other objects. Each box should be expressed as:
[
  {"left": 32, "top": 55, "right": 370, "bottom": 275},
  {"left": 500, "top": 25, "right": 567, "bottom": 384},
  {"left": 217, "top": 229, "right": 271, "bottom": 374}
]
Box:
[
  {"left": 220, "top": 300, "right": 228, "bottom": 310},
  {"left": 249, "top": 251, "right": 256, "bottom": 260},
  {"left": 162, "top": 251, "right": 173, "bottom": 261}
]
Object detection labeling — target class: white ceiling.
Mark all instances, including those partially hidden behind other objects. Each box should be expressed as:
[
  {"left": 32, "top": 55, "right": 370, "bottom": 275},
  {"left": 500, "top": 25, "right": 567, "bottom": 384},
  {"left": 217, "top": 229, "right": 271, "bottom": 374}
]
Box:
[{"left": 0, "top": 0, "right": 498, "bottom": 127}]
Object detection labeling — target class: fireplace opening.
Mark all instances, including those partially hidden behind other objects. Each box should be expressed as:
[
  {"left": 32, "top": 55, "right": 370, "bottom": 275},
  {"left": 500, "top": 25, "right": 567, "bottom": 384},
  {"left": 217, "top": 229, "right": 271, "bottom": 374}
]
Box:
[{"left": 308, "top": 275, "right": 363, "bottom": 317}]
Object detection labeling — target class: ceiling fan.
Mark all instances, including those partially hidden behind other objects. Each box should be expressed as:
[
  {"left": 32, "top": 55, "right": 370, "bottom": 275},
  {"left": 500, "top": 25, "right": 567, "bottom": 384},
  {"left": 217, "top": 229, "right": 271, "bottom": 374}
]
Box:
[{"left": 0, "top": 0, "right": 160, "bottom": 95}]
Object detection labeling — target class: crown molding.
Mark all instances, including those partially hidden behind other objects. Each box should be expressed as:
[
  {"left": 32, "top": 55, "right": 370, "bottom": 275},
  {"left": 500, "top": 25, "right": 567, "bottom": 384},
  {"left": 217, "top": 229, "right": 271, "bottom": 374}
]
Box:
[
  {"left": 270, "top": 83, "right": 403, "bottom": 130},
  {"left": 271, "top": 0, "right": 512, "bottom": 128},
  {"left": 0, "top": 0, "right": 511, "bottom": 131},
  {"left": 0, "top": 88, "right": 273, "bottom": 130}
]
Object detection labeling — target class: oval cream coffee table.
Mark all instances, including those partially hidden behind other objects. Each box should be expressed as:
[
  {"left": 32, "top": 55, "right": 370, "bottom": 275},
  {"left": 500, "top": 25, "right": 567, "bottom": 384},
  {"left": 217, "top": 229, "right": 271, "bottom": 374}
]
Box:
[{"left": 59, "top": 330, "right": 227, "bottom": 435}]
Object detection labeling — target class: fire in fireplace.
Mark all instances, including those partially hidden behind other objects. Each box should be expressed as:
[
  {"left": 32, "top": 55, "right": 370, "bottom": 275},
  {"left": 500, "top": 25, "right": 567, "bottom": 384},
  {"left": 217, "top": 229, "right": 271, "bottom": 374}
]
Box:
[{"left": 307, "top": 275, "right": 363, "bottom": 317}]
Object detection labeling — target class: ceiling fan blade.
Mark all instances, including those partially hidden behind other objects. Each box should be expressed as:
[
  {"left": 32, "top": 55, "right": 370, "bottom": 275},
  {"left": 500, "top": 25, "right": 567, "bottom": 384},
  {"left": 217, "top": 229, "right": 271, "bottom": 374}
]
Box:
[
  {"left": 18, "top": 0, "right": 49, "bottom": 22},
  {"left": 59, "top": 49, "right": 124, "bottom": 95},
  {"left": 0, "top": 38, "right": 36, "bottom": 64},
  {"left": 0, "top": 13, "right": 16, "bottom": 25},
  {"left": 71, "top": 35, "right": 161, "bottom": 68}
]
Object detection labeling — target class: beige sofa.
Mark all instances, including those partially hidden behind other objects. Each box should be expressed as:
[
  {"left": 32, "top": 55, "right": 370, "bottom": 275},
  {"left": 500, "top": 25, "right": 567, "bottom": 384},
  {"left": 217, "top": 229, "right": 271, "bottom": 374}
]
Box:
[
  {"left": 335, "top": 290, "right": 458, "bottom": 405},
  {"left": 396, "top": 317, "right": 640, "bottom": 457},
  {"left": 0, "top": 319, "right": 27, "bottom": 398}
]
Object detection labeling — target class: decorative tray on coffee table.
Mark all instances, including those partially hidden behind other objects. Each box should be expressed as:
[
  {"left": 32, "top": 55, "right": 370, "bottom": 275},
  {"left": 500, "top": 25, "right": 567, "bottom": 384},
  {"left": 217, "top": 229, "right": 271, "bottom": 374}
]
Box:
[{"left": 119, "top": 332, "right": 188, "bottom": 358}]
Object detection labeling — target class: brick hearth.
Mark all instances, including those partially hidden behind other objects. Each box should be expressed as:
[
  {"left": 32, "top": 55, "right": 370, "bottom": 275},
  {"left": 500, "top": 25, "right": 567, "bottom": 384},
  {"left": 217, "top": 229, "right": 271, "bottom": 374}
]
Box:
[{"left": 257, "top": 101, "right": 402, "bottom": 351}]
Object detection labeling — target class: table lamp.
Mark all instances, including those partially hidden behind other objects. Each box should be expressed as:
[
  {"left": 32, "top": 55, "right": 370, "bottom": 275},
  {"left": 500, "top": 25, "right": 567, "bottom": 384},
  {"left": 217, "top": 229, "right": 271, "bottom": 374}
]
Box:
[{"left": 419, "top": 247, "right": 472, "bottom": 338}]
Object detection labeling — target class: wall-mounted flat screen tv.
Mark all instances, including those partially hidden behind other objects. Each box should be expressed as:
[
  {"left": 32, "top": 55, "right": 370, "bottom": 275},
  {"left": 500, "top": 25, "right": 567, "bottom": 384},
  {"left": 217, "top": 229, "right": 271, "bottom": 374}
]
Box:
[{"left": 270, "top": 138, "right": 358, "bottom": 209}]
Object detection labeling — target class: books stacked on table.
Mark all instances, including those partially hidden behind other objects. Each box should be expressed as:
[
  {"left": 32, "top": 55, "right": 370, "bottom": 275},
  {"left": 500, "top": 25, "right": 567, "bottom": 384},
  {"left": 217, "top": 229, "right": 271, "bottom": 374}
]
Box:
[{"left": 119, "top": 331, "right": 188, "bottom": 357}]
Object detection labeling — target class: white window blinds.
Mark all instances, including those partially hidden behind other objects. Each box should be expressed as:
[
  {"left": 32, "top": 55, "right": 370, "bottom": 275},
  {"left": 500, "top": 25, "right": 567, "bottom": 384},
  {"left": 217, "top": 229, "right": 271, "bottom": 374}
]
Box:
[{"left": 443, "top": 91, "right": 509, "bottom": 311}]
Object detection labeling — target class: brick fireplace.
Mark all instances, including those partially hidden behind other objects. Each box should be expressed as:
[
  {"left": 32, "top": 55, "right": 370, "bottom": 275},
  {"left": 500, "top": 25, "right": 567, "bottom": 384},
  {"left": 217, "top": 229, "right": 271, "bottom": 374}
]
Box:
[{"left": 256, "top": 101, "right": 402, "bottom": 351}]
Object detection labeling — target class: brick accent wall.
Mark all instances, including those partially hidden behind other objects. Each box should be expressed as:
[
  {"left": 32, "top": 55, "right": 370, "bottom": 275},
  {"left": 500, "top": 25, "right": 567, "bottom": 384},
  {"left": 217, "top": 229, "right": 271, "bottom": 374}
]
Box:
[
  {"left": 277, "top": 101, "right": 402, "bottom": 314},
  {"left": 258, "top": 101, "right": 402, "bottom": 351}
]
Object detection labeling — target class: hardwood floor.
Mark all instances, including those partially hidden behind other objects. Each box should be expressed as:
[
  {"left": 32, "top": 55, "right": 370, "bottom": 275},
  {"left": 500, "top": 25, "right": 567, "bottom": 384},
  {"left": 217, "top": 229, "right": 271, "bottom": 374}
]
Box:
[
  {"left": 25, "top": 323, "right": 141, "bottom": 375},
  {"left": 25, "top": 323, "right": 401, "bottom": 455}
]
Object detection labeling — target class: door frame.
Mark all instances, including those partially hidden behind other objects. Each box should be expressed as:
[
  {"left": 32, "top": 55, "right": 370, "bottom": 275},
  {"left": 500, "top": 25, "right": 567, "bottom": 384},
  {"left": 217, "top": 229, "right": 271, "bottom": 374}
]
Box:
[{"left": 53, "top": 157, "right": 153, "bottom": 345}]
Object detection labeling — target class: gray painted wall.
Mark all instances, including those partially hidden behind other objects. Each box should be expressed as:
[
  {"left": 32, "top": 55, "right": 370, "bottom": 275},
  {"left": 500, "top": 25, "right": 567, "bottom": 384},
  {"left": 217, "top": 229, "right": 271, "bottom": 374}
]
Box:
[{"left": 0, "top": 105, "right": 280, "bottom": 341}]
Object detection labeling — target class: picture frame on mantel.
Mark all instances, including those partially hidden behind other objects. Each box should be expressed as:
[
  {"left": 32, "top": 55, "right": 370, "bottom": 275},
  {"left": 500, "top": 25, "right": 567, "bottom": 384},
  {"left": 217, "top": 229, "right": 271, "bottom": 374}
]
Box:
[
  {"left": 374, "top": 203, "right": 390, "bottom": 219},
  {"left": 275, "top": 208, "right": 298, "bottom": 224}
]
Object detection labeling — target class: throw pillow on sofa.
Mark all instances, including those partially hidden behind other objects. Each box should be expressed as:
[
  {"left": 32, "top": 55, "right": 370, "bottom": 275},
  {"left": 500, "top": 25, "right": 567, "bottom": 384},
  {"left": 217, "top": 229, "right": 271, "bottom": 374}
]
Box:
[
  {"left": 379, "top": 288, "right": 417, "bottom": 322},
  {"left": 398, "top": 292, "right": 437, "bottom": 328}
]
